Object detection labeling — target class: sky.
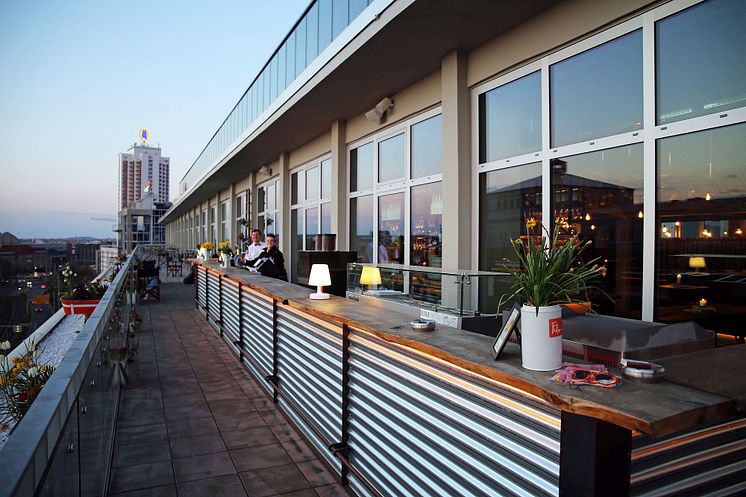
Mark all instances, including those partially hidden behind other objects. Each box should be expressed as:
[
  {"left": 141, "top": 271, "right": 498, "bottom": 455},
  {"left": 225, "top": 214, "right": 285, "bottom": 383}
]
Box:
[{"left": 0, "top": 0, "right": 308, "bottom": 239}]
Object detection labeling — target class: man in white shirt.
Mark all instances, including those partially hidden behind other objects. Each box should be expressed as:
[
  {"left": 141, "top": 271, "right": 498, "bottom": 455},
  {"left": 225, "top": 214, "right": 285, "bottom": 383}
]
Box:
[{"left": 235, "top": 229, "right": 266, "bottom": 267}]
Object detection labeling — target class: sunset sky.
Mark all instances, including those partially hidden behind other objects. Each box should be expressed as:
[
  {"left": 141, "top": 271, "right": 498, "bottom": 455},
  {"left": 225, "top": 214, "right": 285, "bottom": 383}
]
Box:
[{"left": 0, "top": 0, "right": 307, "bottom": 238}]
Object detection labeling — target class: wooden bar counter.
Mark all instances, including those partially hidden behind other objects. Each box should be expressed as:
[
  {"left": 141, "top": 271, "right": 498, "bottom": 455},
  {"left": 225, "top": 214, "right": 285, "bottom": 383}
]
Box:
[{"left": 193, "top": 261, "right": 746, "bottom": 497}]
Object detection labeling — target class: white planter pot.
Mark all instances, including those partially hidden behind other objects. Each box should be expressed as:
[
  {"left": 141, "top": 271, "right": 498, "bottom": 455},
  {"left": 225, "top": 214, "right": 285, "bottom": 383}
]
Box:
[
  {"left": 220, "top": 254, "right": 230, "bottom": 268},
  {"left": 520, "top": 304, "right": 563, "bottom": 371}
]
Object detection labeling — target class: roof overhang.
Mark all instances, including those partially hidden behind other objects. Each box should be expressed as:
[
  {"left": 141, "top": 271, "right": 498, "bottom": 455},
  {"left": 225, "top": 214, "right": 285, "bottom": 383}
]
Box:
[{"left": 161, "top": 0, "right": 561, "bottom": 223}]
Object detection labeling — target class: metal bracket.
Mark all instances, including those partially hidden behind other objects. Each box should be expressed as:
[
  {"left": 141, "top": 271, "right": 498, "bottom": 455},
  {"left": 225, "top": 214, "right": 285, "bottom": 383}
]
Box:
[{"left": 329, "top": 442, "right": 350, "bottom": 456}]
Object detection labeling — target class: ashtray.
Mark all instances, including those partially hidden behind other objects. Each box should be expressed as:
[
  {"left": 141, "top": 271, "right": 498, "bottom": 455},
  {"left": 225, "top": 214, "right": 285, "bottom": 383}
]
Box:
[
  {"left": 621, "top": 359, "right": 665, "bottom": 383},
  {"left": 410, "top": 319, "right": 436, "bottom": 331}
]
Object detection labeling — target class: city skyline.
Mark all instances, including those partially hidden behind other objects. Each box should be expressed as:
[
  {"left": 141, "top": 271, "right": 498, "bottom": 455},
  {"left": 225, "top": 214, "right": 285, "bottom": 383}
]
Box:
[{"left": 0, "top": 0, "right": 308, "bottom": 238}]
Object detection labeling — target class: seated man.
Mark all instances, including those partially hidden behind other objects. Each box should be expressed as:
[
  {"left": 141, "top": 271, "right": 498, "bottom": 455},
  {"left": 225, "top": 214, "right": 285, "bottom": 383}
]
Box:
[
  {"left": 234, "top": 228, "right": 265, "bottom": 267},
  {"left": 245, "top": 233, "right": 287, "bottom": 281}
]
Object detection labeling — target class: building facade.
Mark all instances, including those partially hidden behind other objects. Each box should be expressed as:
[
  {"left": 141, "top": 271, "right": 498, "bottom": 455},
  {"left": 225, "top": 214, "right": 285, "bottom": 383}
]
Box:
[
  {"left": 118, "top": 143, "right": 170, "bottom": 209},
  {"left": 117, "top": 191, "right": 172, "bottom": 252},
  {"left": 161, "top": 0, "right": 746, "bottom": 334}
]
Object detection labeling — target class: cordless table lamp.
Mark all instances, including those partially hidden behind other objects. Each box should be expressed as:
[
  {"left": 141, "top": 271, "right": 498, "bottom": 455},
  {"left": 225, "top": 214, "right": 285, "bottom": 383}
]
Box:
[
  {"left": 308, "top": 264, "right": 332, "bottom": 300},
  {"left": 359, "top": 266, "right": 382, "bottom": 293}
]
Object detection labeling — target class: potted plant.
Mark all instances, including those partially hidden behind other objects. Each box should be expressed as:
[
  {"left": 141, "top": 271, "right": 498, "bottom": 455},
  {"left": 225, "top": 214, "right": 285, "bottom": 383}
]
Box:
[
  {"left": 218, "top": 241, "right": 233, "bottom": 268},
  {"left": 498, "top": 218, "right": 608, "bottom": 371},
  {"left": 200, "top": 242, "right": 215, "bottom": 260},
  {"left": 59, "top": 264, "right": 107, "bottom": 318}
]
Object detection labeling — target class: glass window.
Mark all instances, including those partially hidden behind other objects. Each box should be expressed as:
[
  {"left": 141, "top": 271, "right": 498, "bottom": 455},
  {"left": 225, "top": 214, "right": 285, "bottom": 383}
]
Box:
[
  {"left": 306, "top": 166, "right": 320, "bottom": 200},
  {"left": 321, "top": 159, "right": 332, "bottom": 198},
  {"left": 378, "top": 193, "right": 405, "bottom": 264},
  {"left": 291, "top": 172, "right": 299, "bottom": 205},
  {"left": 350, "top": 142, "right": 374, "bottom": 191},
  {"left": 479, "top": 72, "right": 541, "bottom": 163},
  {"left": 551, "top": 30, "right": 643, "bottom": 147},
  {"left": 656, "top": 123, "right": 746, "bottom": 332},
  {"left": 319, "top": 0, "right": 332, "bottom": 51},
  {"left": 411, "top": 114, "right": 442, "bottom": 178},
  {"left": 479, "top": 163, "right": 543, "bottom": 272},
  {"left": 307, "top": 3, "right": 319, "bottom": 64},
  {"left": 257, "top": 186, "right": 266, "bottom": 213},
  {"left": 291, "top": 209, "right": 303, "bottom": 283},
  {"left": 551, "top": 144, "right": 644, "bottom": 319},
  {"left": 656, "top": 0, "right": 746, "bottom": 125},
  {"left": 321, "top": 203, "right": 332, "bottom": 233},
  {"left": 350, "top": 195, "right": 373, "bottom": 262},
  {"left": 266, "top": 182, "right": 276, "bottom": 210},
  {"left": 306, "top": 207, "right": 319, "bottom": 250},
  {"left": 332, "top": 0, "right": 348, "bottom": 38},
  {"left": 296, "top": 17, "right": 307, "bottom": 76},
  {"left": 411, "top": 182, "right": 442, "bottom": 268},
  {"left": 378, "top": 133, "right": 405, "bottom": 183}
]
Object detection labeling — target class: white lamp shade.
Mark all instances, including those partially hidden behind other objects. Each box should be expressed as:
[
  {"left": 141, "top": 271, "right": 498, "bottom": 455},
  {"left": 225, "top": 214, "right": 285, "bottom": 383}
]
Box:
[
  {"left": 359, "top": 266, "right": 382, "bottom": 286},
  {"left": 308, "top": 264, "right": 332, "bottom": 286}
]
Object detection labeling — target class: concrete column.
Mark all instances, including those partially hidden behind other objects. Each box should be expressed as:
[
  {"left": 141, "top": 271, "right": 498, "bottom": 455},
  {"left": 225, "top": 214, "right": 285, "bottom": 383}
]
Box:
[
  {"left": 441, "top": 50, "right": 471, "bottom": 270},
  {"left": 213, "top": 194, "right": 219, "bottom": 245},
  {"left": 279, "top": 152, "right": 291, "bottom": 253},
  {"left": 331, "top": 120, "right": 348, "bottom": 249},
  {"left": 249, "top": 172, "right": 258, "bottom": 234}
]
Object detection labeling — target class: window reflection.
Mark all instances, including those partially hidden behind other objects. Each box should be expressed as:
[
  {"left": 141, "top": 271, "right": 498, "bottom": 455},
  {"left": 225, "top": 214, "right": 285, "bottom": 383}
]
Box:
[
  {"left": 321, "top": 203, "right": 332, "bottom": 233},
  {"left": 378, "top": 193, "right": 404, "bottom": 264},
  {"left": 411, "top": 182, "right": 443, "bottom": 304},
  {"left": 291, "top": 209, "right": 302, "bottom": 283},
  {"left": 305, "top": 207, "right": 318, "bottom": 251},
  {"left": 321, "top": 158, "right": 332, "bottom": 198},
  {"left": 306, "top": 166, "right": 320, "bottom": 200},
  {"left": 378, "top": 133, "right": 405, "bottom": 183},
  {"left": 656, "top": 0, "right": 746, "bottom": 125},
  {"left": 656, "top": 123, "right": 746, "bottom": 333},
  {"left": 551, "top": 30, "right": 643, "bottom": 147},
  {"left": 551, "top": 145, "right": 644, "bottom": 319},
  {"left": 411, "top": 115, "right": 442, "bottom": 178},
  {"left": 350, "top": 195, "right": 373, "bottom": 262},
  {"left": 479, "top": 163, "right": 542, "bottom": 312},
  {"left": 350, "top": 142, "right": 373, "bottom": 191},
  {"left": 479, "top": 163, "right": 543, "bottom": 272},
  {"left": 479, "top": 72, "right": 541, "bottom": 162}
]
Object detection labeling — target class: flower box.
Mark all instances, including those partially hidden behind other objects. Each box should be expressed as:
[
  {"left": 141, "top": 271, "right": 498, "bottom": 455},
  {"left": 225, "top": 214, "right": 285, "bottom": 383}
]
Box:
[{"left": 60, "top": 299, "right": 101, "bottom": 317}]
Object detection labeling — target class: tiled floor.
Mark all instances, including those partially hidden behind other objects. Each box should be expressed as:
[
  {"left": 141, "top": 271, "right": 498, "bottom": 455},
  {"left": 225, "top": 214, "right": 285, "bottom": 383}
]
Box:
[{"left": 108, "top": 282, "right": 354, "bottom": 497}]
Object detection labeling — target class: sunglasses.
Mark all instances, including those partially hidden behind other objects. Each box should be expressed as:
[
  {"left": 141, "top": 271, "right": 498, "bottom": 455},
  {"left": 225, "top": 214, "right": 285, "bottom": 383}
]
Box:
[{"left": 569, "top": 369, "right": 619, "bottom": 387}]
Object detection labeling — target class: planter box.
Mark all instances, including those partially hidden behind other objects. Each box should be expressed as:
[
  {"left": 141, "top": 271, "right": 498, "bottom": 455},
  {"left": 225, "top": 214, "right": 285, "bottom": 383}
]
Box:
[{"left": 60, "top": 299, "right": 101, "bottom": 317}]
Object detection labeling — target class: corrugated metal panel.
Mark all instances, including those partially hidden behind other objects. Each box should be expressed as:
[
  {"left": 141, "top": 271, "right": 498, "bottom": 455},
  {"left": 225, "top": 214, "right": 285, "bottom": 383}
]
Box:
[
  {"left": 220, "top": 278, "right": 241, "bottom": 357},
  {"left": 196, "top": 267, "right": 207, "bottom": 310},
  {"left": 206, "top": 271, "right": 220, "bottom": 321},
  {"left": 347, "top": 329, "right": 560, "bottom": 497},
  {"left": 276, "top": 305, "right": 343, "bottom": 472},
  {"left": 631, "top": 418, "right": 746, "bottom": 497},
  {"left": 240, "top": 286, "right": 274, "bottom": 379}
]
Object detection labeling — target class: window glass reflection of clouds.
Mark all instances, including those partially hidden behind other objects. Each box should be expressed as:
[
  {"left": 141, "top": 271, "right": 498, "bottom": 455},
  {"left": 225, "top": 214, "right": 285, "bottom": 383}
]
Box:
[
  {"left": 480, "top": 71, "right": 541, "bottom": 163},
  {"left": 378, "top": 133, "right": 406, "bottom": 183},
  {"left": 656, "top": 0, "right": 746, "bottom": 125},
  {"left": 550, "top": 30, "right": 643, "bottom": 147},
  {"left": 411, "top": 115, "right": 443, "bottom": 178}
]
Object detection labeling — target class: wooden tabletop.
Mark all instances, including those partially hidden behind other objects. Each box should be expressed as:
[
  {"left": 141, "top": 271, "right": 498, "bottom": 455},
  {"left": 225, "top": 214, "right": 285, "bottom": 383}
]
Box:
[{"left": 196, "top": 261, "right": 735, "bottom": 438}]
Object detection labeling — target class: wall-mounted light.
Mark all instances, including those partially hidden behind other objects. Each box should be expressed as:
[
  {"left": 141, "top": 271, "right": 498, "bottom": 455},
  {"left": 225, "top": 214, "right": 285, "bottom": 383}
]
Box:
[
  {"left": 259, "top": 165, "right": 271, "bottom": 176},
  {"left": 365, "top": 97, "right": 394, "bottom": 124}
]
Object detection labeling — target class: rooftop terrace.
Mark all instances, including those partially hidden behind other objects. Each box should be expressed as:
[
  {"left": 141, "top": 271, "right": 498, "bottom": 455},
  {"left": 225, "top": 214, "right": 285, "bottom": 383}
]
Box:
[{"left": 109, "top": 282, "right": 353, "bottom": 497}]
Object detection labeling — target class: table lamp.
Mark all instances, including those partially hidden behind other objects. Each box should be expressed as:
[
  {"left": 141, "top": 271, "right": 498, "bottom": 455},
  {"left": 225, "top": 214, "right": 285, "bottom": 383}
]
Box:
[
  {"left": 689, "top": 256, "right": 706, "bottom": 273},
  {"left": 308, "top": 264, "right": 331, "bottom": 300},
  {"left": 359, "top": 266, "right": 382, "bottom": 293}
]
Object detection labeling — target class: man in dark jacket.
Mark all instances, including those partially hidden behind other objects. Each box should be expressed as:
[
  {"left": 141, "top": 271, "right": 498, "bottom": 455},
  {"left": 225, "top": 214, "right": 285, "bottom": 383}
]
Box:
[{"left": 246, "top": 233, "right": 288, "bottom": 281}]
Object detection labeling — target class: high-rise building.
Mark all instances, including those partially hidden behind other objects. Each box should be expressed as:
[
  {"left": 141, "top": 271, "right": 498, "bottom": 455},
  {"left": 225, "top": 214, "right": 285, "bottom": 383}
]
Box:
[{"left": 118, "top": 143, "right": 170, "bottom": 209}]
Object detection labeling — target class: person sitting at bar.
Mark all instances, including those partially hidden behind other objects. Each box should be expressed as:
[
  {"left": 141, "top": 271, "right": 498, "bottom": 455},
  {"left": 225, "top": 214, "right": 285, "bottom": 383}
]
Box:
[
  {"left": 234, "top": 228, "right": 265, "bottom": 266},
  {"left": 246, "top": 233, "right": 287, "bottom": 281}
]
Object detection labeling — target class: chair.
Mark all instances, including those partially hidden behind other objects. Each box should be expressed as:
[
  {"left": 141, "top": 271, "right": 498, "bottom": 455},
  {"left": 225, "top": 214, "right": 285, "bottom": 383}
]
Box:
[
  {"left": 166, "top": 253, "right": 183, "bottom": 277},
  {"left": 137, "top": 260, "right": 161, "bottom": 302}
]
